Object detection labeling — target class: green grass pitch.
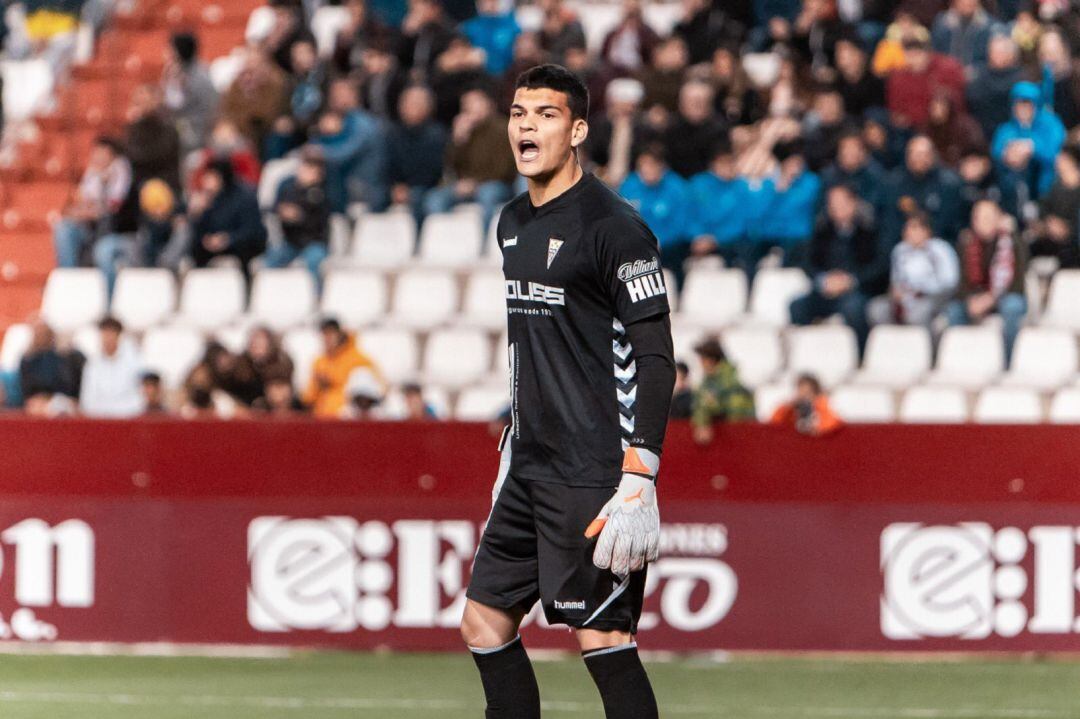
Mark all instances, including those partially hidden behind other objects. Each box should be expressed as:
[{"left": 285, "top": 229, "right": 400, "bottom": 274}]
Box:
[{"left": 0, "top": 651, "right": 1077, "bottom": 718}]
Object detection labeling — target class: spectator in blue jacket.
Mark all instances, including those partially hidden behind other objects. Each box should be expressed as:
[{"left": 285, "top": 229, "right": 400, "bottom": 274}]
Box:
[
  {"left": 884, "top": 135, "right": 964, "bottom": 246},
  {"left": 461, "top": 0, "right": 520, "bottom": 76},
  {"left": 685, "top": 141, "right": 751, "bottom": 280},
  {"left": 790, "top": 184, "right": 888, "bottom": 353},
  {"left": 618, "top": 145, "right": 691, "bottom": 288},
  {"left": 931, "top": 0, "right": 998, "bottom": 73},
  {"left": 388, "top": 85, "right": 447, "bottom": 230},
  {"left": 748, "top": 140, "right": 821, "bottom": 272},
  {"left": 312, "top": 78, "right": 388, "bottom": 214},
  {"left": 991, "top": 80, "right": 1066, "bottom": 203}
]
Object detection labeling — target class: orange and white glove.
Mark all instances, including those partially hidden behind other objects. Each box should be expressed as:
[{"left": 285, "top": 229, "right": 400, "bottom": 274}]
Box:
[{"left": 585, "top": 448, "right": 660, "bottom": 576}]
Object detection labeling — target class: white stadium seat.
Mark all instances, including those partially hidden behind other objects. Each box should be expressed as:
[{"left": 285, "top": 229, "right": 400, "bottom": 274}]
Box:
[
  {"left": 177, "top": 267, "right": 246, "bottom": 331},
  {"left": 282, "top": 327, "right": 323, "bottom": 391},
  {"left": 141, "top": 327, "right": 205, "bottom": 389},
  {"left": 899, "top": 386, "right": 969, "bottom": 423},
  {"left": 999, "top": 327, "right": 1077, "bottom": 389},
  {"left": 389, "top": 269, "right": 458, "bottom": 329},
  {"left": 851, "top": 325, "right": 932, "bottom": 388},
  {"left": 1049, "top": 388, "right": 1080, "bottom": 423},
  {"left": 745, "top": 268, "right": 811, "bottom": 326},
  {"left": 41, "top": 269, "right": 108, "bottom": 333},
  {"left": 422, "top": 328, "right": 493, "bottom": 389},
  {"left": 214, "top": 326, "right": 250, "bottom": 355},
  {"left": 720, "top": 326, "right": 782, "bottom": 388},
  {"left": 351, "top": 211, "right": 416, "bottom": 268},
  {"left": 830, "top": 385, "right": 896, "bottom": 423},
  {"left": 785, "top": 325, "right": 858, "bottom": 388},
  {"left": 753, "top": 382, "right": 793, "bottom": 422},
  {"left": 320, "top": 270, "right": 388, "bottom": 329},
  {"left": 71, "top": 324, "right": 101, "bottom": 358},
  {"left": 356, "top": 327, "right": 420, "bottom": 384},
  {"left": 663, "top": 269, "right": 679, "bottom": 313},
  {"left": 417, "top": 212, "right": 484, "bottom": 267},
  {"left": 257, "top": 156, "right": 300, "bottom": 210},
  {"left": 460, "top": 269, "right": 507, "bottom": 331},
  {"left": 0, "top": 323, "right": 32, "bottom": 372},
  {"left": 973, "top": 387, "right": 1043, "bottom": 424},
  {"left": 455, "top": 384, "right": 510, "bottom": 420},
  {"left": 249, "top": 268, "right": 316, "bottom": 331},
  {"left": 679, "top": 267, "right": 747, "bottom": 329},
  {"left": 481, "top": 212, "right": 503, "bottom": 266},
  {"left": 311, "top": 4, "right": 350, "bottom": 56},
  {"left": 111, "top": 268, "right": 177, "bottom": 332},
  {"left": 1040, "top": 269, "right": 1080, "bottom": 330},
  {"left": 926, "top": 326, "right": 1004, "bottom": 388}
]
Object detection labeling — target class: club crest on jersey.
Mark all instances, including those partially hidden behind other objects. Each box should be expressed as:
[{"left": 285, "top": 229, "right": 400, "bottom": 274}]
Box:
[{"left": 547, "top": 238, "right": 564, "bottom": 269}]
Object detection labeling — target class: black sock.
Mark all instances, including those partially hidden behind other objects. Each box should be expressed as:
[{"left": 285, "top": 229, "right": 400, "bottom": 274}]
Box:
[
  {"left": 470, "top": 635, "right": 540, "bottom": 719},
  {"left": 583, "top": 643, "right": 658, "bottom": 719}
]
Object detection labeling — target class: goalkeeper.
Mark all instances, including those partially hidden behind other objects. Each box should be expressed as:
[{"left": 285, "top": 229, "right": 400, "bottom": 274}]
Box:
[{"left": 461, "top": 64, "right": 675, "bottom": 719}]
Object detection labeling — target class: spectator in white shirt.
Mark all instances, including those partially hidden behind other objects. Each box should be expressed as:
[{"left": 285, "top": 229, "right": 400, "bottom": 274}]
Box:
[
  {"left": 53, "top": 137, "right": 132, "bottom": 268},
  {"left": 79, "top": 317, "right": 145, "bottom": 418},
  {"left": 868, "top": 212, "right": 960, "bottom": 328}
]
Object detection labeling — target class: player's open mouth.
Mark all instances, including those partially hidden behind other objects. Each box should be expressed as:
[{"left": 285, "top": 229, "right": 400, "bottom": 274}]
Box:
[{"left": 518, "top": 140, "right": 540, "bottom": 162}]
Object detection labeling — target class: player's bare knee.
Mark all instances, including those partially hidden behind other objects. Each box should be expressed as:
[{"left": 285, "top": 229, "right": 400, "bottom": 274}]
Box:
[
  {"left": 461, "top": 600, "right": 518, "bottom": 649},
  {"left": 575, "top": 628, "right": 633, "bottom": 653}
]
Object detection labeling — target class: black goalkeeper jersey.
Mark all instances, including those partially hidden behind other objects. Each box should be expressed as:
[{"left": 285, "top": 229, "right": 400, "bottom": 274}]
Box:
[{"left": 498, "top": 173, "right": 671, "bottom": 487}]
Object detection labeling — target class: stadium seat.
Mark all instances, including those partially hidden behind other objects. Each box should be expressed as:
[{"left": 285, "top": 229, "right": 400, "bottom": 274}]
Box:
[
  {"left": 480, "top": 212, "right": 503, "bottom": 267},
  {"left": 71, "top": 324, "right": 101, "bottom": 357},
  {"left": 754, "top": 382, "right": 793, "bottom": 422},
  {"left": 356, "top": 327, "right": 420, "bottom": 384},
  {"left": 282, "top": 327, "right": 322, "bottom": 392},
  {"left": 0, "top": 323, "right": 32, "bottom": 372},
  {"left": 744, "top": 268, "right": 811, "bottom": 326},
  {"left": 311, "top": 4, "right": 350, "bottom": 56},
  {"left": 320, "top": 269, "right": 388, "bottom": 328},
  {"left": 925, "top": 326, "right": 1004, "bottom": 388},
  {"left": 898, "top": 386, "right": 969, "bottom": 423},
  {"left": 417, "top": 212, "right": 483, "bottom": 267},
  {"left": 214, "top": 326, "right": 250, "bottom": 355},
  {"left": 1049, "top": 388, "right": 1080, "bottom": 423},
  {"left": 329, "top": 213, "right": 352, "bottom": 257},
  {"left": 350, "top": 211, "right": 416, "bottom": 268},
  {"left": 460, "top": 268, "right": 507, "bottom": 331},
  {"left": 850, "top": 325, "right": 932, "bottom": 388},
  {"left": 972, "top": 387, "right": 1044, "bottom": 424},
  {"left": 249, "top": 268, "right": 317, "bottom": 331},
  {"left": 40, "top": 269, "right": 108, "bottom": 333},
  {"left": 1040, "top": 269, "right": 1080, "bottom": 330},
  {"left": 999, "top": 327, "right": 1077, "bottom": 389},
  {"left": 111, "top": 268, "right": 177, "bottom": 332},
  {"left": 720, "top": 326, "right": 782, "bottom": 388},
  {"left": 830, "top": 385, "right": 896, "bottom": 423},
  {"left": 389, "top": 269, "right": 458, "bottom": 329},
  {"left": 141, "top": 326, "right": 205, "bottom": 389},
  {"left": 785, "top": 325, "right": 858, "bottom": 388},
  {"left": 455, "top": 384, "right": 510, "bottom": 421},
  {"left": 257, "top": 156, "right": 300, "bottom": 210},
  {"left": 176, "top": 267, "right": 246, "bottom": 331},
  {"left": 679, "top": 267, "right": 747, "bottom": 329},
  {"left": 422, "top": 328, "right": 493, "bottom": 389}
]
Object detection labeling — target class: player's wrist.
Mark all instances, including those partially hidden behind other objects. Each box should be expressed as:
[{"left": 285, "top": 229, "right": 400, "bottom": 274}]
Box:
[{"left": 621, "top": 447, "right": 659, "bottom": 481}]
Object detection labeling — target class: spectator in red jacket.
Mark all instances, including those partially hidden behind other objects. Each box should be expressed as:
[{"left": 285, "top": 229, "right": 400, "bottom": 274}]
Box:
[{"left": 887, "top": 33, "right": 966, "bottom": 130}]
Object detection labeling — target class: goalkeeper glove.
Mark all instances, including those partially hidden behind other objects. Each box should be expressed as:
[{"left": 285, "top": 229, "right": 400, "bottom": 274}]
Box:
[{"left": 585, "top": 447, "right": 660, "bottom": 576}]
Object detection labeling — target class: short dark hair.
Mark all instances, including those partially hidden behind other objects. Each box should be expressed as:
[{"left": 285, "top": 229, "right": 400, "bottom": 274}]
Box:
[
  {"left": 320, "top": 318, "right": 342, "bottom": 333},
  {"left": 99, "top": 316, "right": 122, "bottom": 333},
  {"left": 796, "top": 373, "right": 822, "bottom": 395},
  {"left": 141, "top": 371, "right": 161, "bottom": 385},
  {"left": 514, "top": 64, "right": 589, "bottom": 120},
  {"left": 171, "top": 32, "right": 197, "bottom": 65}
]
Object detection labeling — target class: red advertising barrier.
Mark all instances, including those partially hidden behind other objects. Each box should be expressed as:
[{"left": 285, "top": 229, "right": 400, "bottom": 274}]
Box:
[{"left": 0, "top": 418, "right": 1078, "bottom": 651}]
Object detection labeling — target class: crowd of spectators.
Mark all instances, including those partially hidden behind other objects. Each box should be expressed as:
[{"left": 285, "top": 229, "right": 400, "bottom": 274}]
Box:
[{"left": 19, "top": 0, "right": 1080, "bottom": 421}]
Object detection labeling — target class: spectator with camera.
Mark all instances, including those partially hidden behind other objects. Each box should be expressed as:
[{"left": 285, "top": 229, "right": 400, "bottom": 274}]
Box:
[{"left": 769, "top": 373, "right": 842, "bottom": 436}]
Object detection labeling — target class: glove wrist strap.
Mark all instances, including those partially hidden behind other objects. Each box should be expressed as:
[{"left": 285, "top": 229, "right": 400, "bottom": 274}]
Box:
[{"left": 621, "top": 447, "right": 659, "bottom": 479}]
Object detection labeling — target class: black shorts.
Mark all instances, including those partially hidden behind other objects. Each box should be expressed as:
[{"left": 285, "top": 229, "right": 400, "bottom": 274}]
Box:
[{"left": 466, "top": 471, "right": 648, "bottom": 633}]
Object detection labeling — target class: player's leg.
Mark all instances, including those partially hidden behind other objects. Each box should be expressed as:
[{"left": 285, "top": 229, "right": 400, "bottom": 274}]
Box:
[
  {"left": 532, "top": 481, "right": 659, "bottom": 719},
  {"left": 577, "top": 628, "right": 658, "bottom": 719},
  {"left": 464, "top": 471, "right": 542, "bottom": 719}
]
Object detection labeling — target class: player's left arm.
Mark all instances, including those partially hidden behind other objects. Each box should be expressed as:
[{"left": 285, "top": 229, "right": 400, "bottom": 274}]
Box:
[{"left": 586, "top": 214, "right": 676, "bottom": 576}]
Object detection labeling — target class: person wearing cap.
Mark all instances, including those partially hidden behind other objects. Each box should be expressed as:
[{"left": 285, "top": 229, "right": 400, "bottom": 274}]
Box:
[
  {"left": 340, "top": 368, "right": 384, "bottom": 419},
  {"left": 689, "top": 337, "right": 755, "bottom": 445},
  {"left": 304, "top": 319, "right": 382, "bottom": 419},
  {"left": 886, "top": 29, "right": 965, "bottom": 129},
  {"left": 991, "top": 80, "right": 1066, "bottom": 200},
  {"left": 265, "top": 146, "right": 331, "bottom": 291}
]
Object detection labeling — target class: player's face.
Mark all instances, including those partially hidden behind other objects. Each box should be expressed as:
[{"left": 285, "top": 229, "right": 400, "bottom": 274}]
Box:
[{"left": 509, "top": 87, "right": 588, "bottom": 179}]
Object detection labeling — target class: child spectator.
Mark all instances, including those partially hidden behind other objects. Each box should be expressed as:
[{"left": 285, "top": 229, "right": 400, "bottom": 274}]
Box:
[
  {"left": 689, "top": 338, "right": 755, "bottom": 445},
  {"left": 402, "top": 382, "right": 438, "bottom": 420},
  {"left": 868, "top": 212, "right": 960, "bottom": 328},
  {"left": 947, "top": 198, "right": 1028, "bottom": 364},
  {"left": 140, "top": 372, "right": 168, "bottom": 415},
  {"left": 769, "top": 373, "right": 842, "bottom": 436},
  {"left": 265, "top": 147, "right": 331, "bottom": 290},
  {"left": 253, "top": 375, "right": 306, "bottom": 416}
]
